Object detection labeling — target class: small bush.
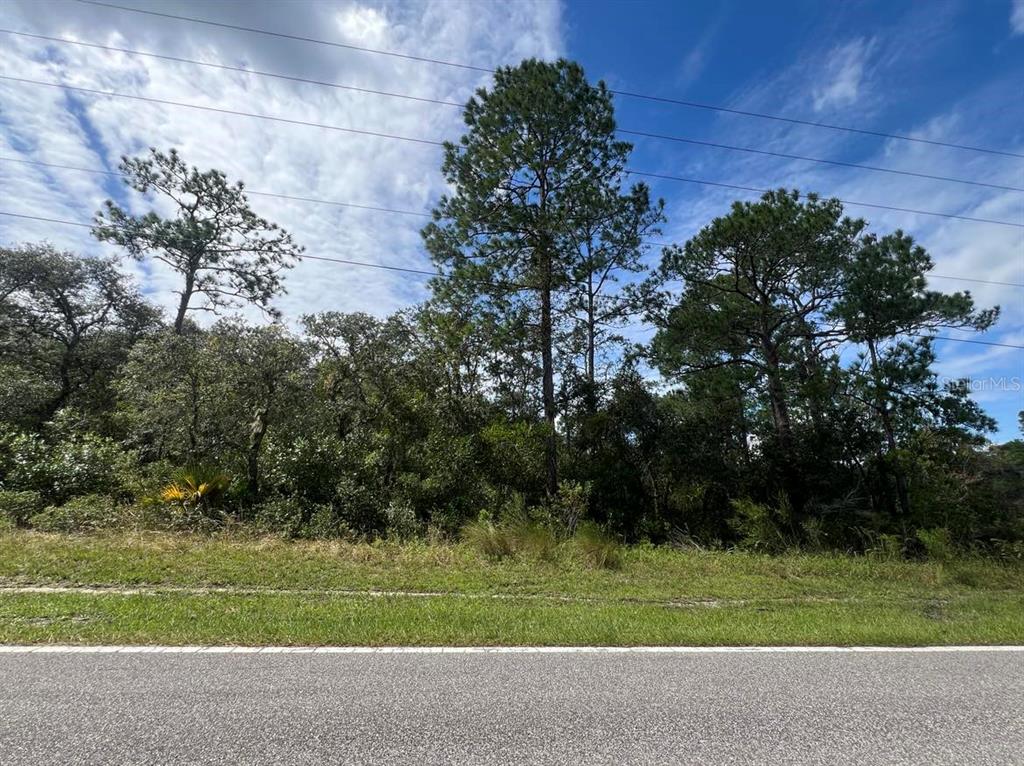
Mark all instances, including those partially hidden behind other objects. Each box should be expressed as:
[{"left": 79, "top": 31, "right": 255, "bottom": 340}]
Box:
[
  {"left": 28, "top": 494, "right": 122, "bottom": 533},
  {"left": 159, "top": 465, "right": 231, "bottom": 516},
  {"left": 544, "top": 481, "right": 590, "bottom": 535},
  {"left": 0, "top": 426, "right": 137, "bottom": 503},
  {"left": 0, "top": 489, "right": 46, "bottom": 527},
  {"left": 870, "top": 533, "right": 906, "bottom": 561},
  {"left": 385, "top": 501, "right": 422, "bottom": 541},
  {"left": 331, "top": 476, "right": 385, "bottom": 536},
  {"left": 574, "top": 521, "right": 622, "bottom": 569},
  {"left": 462, "top": 516, "right": 516, "bottom": 559},
  {"left": 304, "top": 503, "right": 352, "bottom": 539},
  {"left": 729, "top": 498, "right": 790, "bottom": 553},
  {"left": 916, "top": 527, "right": 955, "bottom": 561},
  {"left": 251, "top": 496, "right": 306, "bottom": 536},
  {"left": 991, "top": 539, "right": 1024, "bottom": 561}
]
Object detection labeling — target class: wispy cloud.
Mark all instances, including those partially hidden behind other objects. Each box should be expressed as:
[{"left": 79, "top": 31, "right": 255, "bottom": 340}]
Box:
[
  {"left": 0, "top": 0, "right": 563, "bottom": 325},
  {"left": 812, "top": 38, "right": 875, "bottom": 112},
  {"left": 1012, "top": 0, "right": 1024, "bottom": 36}
]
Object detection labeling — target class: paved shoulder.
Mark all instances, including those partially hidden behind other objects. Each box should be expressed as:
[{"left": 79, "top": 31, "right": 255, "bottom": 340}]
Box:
[{"left": 1, "top": 648, "right": 1021, "bottom": 765}]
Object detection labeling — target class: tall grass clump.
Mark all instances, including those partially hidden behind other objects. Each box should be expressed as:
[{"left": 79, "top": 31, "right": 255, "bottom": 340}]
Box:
[
  {"left": 574, "top": 521, "right": 622, "bottom": 569},
  {"left": 462, "top": 517, "right": 516, "bottom": 559},
  {"left": 462, "top": 510, "right": 559, "bottom": 561}
]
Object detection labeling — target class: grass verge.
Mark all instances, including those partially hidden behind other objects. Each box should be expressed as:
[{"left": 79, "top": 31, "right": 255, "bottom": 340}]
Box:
[{"left": 0, "top": 531, "right": 1021, "bottom": 646}]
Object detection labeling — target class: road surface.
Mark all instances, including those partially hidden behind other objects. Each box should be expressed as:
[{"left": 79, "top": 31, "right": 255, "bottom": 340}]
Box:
[{"left": 1, "top": 647, "right": 1021, "bottom": 765}]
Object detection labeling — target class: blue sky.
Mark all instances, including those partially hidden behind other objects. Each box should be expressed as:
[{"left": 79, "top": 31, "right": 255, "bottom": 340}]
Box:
[{"left": 0, "top": 0, "right": 1022, "bottom": 438}]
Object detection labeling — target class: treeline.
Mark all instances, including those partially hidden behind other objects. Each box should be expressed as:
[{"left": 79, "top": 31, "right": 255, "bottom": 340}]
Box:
[{"left": 1, "top": 59, "right": 1021, "bottom": 554}]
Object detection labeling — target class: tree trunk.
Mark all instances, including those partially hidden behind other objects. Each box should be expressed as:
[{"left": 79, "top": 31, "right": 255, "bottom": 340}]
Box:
[
  {"left": 867, "top": 340, "right": 911, "bottom": 517},
  {"left": 540, "top": 272, "right": 558, "bottom": 498},
  {"left": 762, "top": 343, "right": 794, "bottom": 453},
  {"left": 246, "top": 405, "right": 269, "bottom": 496},
  {"left": 761, "top": 340, "right": 803, "bottom": 517},
  {"left": 173, "top": 270, "right": 195, "bottom": 335},
  {"left": 586, "top": 274, "right": 596, "bottom": 387},
  {"left": 42, "top": 357, "right": 74, "bottom": 420}
]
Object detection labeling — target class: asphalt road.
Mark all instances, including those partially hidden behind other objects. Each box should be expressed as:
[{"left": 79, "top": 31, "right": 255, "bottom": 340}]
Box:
[{"left": 1, "top": 648, "right": 1022, "bottom": 765}]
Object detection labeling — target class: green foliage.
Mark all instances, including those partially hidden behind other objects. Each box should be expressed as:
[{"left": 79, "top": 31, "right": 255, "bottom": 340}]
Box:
[
  {"left": 544, "top": 480, "right": 590, "bottom": 534},
  {"left": 916, "top": 528, "right": 955, "bottom": 562},
  {"left": 384, "top": 501, "right": 422, "bottom": 541},
  {"left": 159, "top": 465, "right": 231, "bottom": 516},
  {"left": 0, "top": 244, "right": 158, "bottom": 427},
  {"left": 93, "top": 148, "right": 303, "bottom": 332},
  {"left": 0, "top": 425, "right": 137, "bottom": 503},
  {"left": 0, "top": 490, "right": 45, "bottom": 527},
  {"left": 512, "top": 519, "right": 559, "bottom": 561},
  {"left": 462, "top": 517, "right": 517, "bottom": 560},
  {"left": 461, "top": 503, "right": 560, "bottom": 561},
  {"left": 28, "top": 494, "right": 122, "bottom": 533},
  {"left": 0, "top": 126, "right": 1018, "bottom": 555},
  {"left": 573, "top": 521, "right": 622, "bottom": 569},
  {"left": 864, "top": 533, "right": 906, "bottom": 561},
  {"left": 729, "top": 498, "right": 792, "bottom": 553}
]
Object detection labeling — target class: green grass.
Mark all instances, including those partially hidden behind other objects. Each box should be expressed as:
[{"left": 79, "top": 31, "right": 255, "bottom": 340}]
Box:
[{"left": 0, "top": 531, "right": 1021, "bottom": 646}]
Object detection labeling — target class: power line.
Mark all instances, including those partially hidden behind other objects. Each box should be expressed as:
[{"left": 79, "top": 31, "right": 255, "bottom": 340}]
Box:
[
  {"left": 0, "top": 210, "right": 538, "bottom": 290},
  {"left": 915, "top": 335, "right": 1024, "bottom": 350},
  {"left": 4, "top": 76, "right": 1022, "bottom": 230},
  {"left": 617, "top": 129, "right": 1023, "bottom": 193},
  {"left": 3, "top": 29, "right": 1016, "bottom": 194},
  {"left": 0, "top": 29, "right": 465, "bottom": 109},
  {"left": 73, "top": 0, "right": 1024, "bottom": 161},
  {"left": 0, "top": 76, "right": 445, "bottom": 148},
  {"left": 624, "top": 170, "right": 1024, "bottom": 229},
  {"left": 4, "top": 209, "right": 1023, "bottom": 353},
  {"left": 0, "top": 155, "right": 435, "bottom": 219},
  {"left": 0, "top": 210, "right": 440, "bottom": 276},
  {"left": 5, "top": 155, "right": 1022, "bottom": 291}
]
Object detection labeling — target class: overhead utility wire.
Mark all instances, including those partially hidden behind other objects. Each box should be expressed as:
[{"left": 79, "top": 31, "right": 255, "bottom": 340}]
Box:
[
  {"left": 3, "top": 29, "right": 1017, "bottom": 193},
  {"left": 2, "top": 76, "right": 1020, "bottom": 230},
  {"left": 5, "top": 155, "right": 1021, "bottom": 290},
  {"left": 0, "top": 210, "right": 507, "bottom": 286},
  {"left": 73, "top": 0, "right": 1024, "bottom": 160},
  {"left": 3, "top": 210, "right": 1022, "bottom": 351}
]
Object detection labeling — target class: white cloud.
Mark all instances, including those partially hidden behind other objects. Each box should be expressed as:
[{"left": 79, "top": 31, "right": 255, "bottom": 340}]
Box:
[
  {"left": 1012, "top": 0, "right": 1024, "bottom": 36},
  {"left": 812, "top": 38, "right": 874, "bottom": 112},
  {"left": 0, "top": 0, "right": 564, "bottom": 325}
]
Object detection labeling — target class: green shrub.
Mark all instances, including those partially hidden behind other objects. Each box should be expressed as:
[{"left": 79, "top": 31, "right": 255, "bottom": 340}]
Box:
[
  {"left": 544, "top": 481, "right": 590, "bottom": 534},
  {"left": 0, "top": 427, "right": 137, "bottom": 503},
  {"left": 251, "top": 496, "right": 306, "bottom": 536},
  {"left": 28, "top": 494, "right": 122, "bottom": 533},
  {"left": 868, "top": 533, "right": 906, "bottom": 561},
  {"left": 261, "top": 434, "right": 348, "bottom": 505},
  {"left": 729, "top": 498, "right": 791, "bottom": 553},
  {"left": 331, "top": 476, "right": 385, "bottom": 536},
  {"left": 385, "top": 501, "right": 422, "bottom": 541},
  {"left": 574, "top": 521, "right": 622, "bottom": 569},
  {"left": 304, "top": 503, "right": 352, "bottom": 540},
  {"left": 991, "top": 539, "right": 1024, "bottom": 561},
  {"left": 916, "top": 527, "right": 955, "bottom": 561},
  {"left": 0, "top": 490, "right": 45, "bottom": 527}
]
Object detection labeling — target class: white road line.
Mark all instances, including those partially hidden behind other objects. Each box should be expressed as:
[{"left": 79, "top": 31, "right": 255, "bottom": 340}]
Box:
[{"left": 0, "top": 645, "right": 1022, "bottom": 654}]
